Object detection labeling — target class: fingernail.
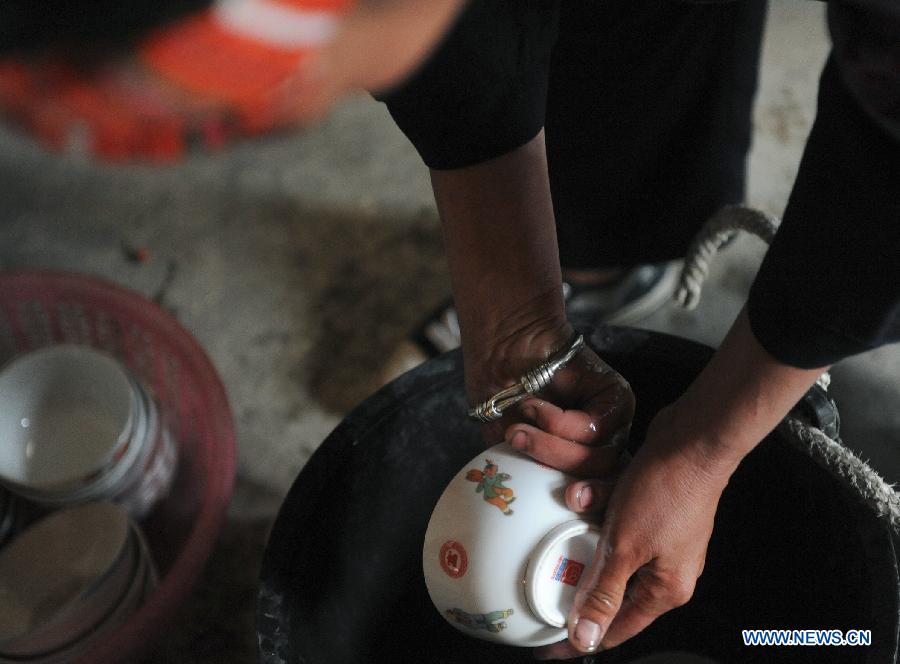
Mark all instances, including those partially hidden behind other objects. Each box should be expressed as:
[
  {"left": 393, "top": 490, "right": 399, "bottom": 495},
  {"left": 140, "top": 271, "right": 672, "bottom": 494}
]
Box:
[
  {"left": 573, "top": 617, "right": 603, "bottom": 653},
  {"left": 509, "top": 430, "right": 528, "bottom": 450},
  {"left": 521, "top": 404, "right": 537, "bottom": 421},
  {"left": 575, "top": 485, "right": 593, "bottom": 510}
]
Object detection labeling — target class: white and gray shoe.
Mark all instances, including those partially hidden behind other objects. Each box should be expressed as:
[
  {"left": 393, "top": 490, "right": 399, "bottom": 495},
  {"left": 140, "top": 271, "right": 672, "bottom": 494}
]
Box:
[{"left": 564, "top": 261, "right": 681, "bottom": 326}]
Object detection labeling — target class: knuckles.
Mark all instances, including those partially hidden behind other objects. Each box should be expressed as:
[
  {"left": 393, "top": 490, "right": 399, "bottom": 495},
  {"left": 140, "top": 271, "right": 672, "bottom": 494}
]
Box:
[
  {"left": 580, "top": 587, "right": 622, "bottom": 619},
  {"left": 628, "top": 572, "right": 697, "bottom": 613}
]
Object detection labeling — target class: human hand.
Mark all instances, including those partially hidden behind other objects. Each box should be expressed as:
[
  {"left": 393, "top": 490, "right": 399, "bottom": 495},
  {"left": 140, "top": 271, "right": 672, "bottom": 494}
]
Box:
[
  {"left": 532, "top": 403, "right": 734, "bottom": 659},
  {"left": 502, "top": 345, "right": 634, "bottom": 478},
  {"left": 528, "top": 307, "right": 827, "bottom": 658},
  {"left": 274, "top": 0, "right": 466, "bottom": 125},
  {"left": 469, "top": 323, "right": 635, "bottom": 479}
]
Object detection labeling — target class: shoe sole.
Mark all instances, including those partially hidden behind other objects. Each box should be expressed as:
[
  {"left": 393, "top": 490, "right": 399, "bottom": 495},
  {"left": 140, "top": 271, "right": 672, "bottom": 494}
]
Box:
[{"left": 602, "top": 261, "right": 682, "bottom": 326}]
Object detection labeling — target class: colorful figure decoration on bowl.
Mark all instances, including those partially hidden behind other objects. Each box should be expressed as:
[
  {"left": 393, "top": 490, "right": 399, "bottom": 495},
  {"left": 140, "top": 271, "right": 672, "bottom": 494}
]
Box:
[
  {"left": 466, "top": 459, "right": 516, "bottom": 515},
  {"left": 446, "top": 608, "right": 514, "bottom": 633}
]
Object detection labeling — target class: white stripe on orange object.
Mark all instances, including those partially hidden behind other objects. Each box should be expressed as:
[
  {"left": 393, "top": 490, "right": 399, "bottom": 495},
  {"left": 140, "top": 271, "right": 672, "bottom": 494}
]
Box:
[{"left": 213, "top": 0, "right": 343, "bottom": 49}]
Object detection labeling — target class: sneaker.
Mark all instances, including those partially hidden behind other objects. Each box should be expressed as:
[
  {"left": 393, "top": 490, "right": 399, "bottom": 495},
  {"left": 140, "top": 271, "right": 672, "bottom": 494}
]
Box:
[
  {"left": 377, "top": 262, "right": 681, "bottom": 385},
  {"left": 565, "top": 261, "right": 680, "bottom": 326},
  {"left": 415, "top": 303, "right": 462, "bottom": 357},
  {"left": 375, "top": 304, "right": 461, "bottom": 387}
]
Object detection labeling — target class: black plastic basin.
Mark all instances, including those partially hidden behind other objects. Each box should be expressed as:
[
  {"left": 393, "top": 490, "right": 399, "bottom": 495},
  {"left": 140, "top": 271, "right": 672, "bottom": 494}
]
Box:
[{"left": 258, "top": 326, "right": 899, "bottom": 664}]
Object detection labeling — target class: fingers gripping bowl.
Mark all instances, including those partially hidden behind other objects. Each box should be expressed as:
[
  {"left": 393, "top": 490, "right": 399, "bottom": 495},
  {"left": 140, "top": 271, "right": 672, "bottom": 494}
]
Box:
[{"left": 423, "top": 442, "right": 599, "bottom": 648}]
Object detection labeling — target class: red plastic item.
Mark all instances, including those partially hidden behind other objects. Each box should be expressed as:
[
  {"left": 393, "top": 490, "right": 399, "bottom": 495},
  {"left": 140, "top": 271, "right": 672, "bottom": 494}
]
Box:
[{"left": 0, "top": 271, "right": 236, "bottom": 663}]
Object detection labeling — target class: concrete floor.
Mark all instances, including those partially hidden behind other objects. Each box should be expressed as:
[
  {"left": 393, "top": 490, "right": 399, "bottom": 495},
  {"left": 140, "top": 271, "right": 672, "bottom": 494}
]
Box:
[{"left": 0, "top": 1, "right": 897, "bottom": 661}]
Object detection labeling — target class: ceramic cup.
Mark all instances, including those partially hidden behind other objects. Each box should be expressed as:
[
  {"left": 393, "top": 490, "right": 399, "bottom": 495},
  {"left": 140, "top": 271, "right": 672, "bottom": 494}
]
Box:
[{"left": 423, "top": 442, "right": 600, "bottom": 648}]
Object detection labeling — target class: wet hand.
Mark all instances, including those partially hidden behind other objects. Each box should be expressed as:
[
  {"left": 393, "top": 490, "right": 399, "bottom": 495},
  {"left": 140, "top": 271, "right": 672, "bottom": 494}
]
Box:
[
  {"left": 533, "top": 405, "right": 735, "bottom": 659},
  {"left": 495, "top": 342, "right": 635, "bottom": 478}
]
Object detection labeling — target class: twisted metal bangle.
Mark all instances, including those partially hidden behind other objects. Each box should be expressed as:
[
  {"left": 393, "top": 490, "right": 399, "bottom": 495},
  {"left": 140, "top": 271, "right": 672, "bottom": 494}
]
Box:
[{"left": 467, "top": 333, "right": 585, "bottom": 423}]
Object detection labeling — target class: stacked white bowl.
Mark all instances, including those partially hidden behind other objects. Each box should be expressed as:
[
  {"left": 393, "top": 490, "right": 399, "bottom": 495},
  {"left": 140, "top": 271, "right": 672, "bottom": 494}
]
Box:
[
  {"left": 0, "top": 345, "right": 177, "bottom": 659},
  {"left": 0, "top": 345, "right": 177, "bottom": 519},
  {"left": 0, "top": 502, "right": 157, "bottom": 663}
]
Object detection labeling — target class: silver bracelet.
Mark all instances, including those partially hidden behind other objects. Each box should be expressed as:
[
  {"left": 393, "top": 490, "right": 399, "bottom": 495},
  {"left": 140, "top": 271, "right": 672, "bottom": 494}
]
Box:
[{"left": 468, "top": 333, "right": 585, "bottom": 423}]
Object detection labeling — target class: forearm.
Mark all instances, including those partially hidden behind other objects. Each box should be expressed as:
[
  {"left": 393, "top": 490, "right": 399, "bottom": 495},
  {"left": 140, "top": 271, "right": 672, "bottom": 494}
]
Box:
[
  {"left": 672, "top": 307, "right": 827, "bottom": 478},
  {"left": 430, "top": 130, "right": 572, "bottom": 400}
]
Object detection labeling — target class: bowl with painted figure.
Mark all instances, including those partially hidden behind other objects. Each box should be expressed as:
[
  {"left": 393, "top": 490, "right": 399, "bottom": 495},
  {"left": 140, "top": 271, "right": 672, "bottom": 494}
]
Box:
[{"left": 422, "top": 441, "right": 600, "bottom": 648}]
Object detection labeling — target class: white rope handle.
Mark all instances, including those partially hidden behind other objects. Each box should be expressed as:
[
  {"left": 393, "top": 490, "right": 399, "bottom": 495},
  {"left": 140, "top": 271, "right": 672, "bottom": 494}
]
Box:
[
  {"left": 674, "top": 205, "right": 779, "bottom": 310},
  {"left": 782, "top": 418, "right": 900, "bottom": 532}
]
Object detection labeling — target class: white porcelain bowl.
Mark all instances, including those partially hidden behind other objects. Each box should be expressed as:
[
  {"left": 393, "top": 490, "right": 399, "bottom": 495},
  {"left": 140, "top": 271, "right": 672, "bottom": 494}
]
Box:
[
  {"left": 0, "top": 346, "right": 178, "bottom": 519},
  {"left": 0, "top": 346, "right": 135, "bottom": 493},
  {"left": 0, "top": 502, "right": 157, "bottom": 663},
  {"left": 0, "top": 502, "right": 131, "bottom": 654},
  {"left": 423, "top": 442, "right": 600, "bottom": 648}
]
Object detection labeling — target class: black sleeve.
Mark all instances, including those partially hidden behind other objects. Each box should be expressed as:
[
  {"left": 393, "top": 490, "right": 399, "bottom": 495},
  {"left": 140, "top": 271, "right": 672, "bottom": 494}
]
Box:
[
  {"left": 373, "top": 1, "right": 559, "bottom": 170},
  {"left": 747, "top": 0, "right": 900, "bottom": 369}
]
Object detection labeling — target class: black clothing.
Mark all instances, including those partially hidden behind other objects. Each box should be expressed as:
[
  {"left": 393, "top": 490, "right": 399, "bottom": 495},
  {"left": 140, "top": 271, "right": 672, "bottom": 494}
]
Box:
[{"left": 377, "top": 0, "right": 900, "bottom": 369}]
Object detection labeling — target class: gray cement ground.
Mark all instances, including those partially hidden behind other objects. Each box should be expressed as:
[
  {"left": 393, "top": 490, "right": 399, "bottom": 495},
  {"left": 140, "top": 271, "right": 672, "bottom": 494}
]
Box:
[{"left": 0, "top": 2, "right": 896, "bottom": 661}]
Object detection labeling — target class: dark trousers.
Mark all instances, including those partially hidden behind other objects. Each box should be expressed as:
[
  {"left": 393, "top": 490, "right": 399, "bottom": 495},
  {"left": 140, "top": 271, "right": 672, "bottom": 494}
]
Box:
[{"left": 545, "top": 0, "right": 768, "bottom": 269}]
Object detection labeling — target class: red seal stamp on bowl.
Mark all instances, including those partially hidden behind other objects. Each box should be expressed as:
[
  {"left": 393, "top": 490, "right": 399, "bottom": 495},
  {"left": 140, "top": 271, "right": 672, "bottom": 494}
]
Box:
[
  {"left": 439, "top": 540, "right": 468, "bottom": 578},
  {"left": 551, "top": 555, "right": 585, "bottom": 587}
]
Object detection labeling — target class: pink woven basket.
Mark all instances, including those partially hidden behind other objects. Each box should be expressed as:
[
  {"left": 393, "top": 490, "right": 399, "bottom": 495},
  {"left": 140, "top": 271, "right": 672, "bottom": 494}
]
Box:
[{"left": 0, "top": 270, "right": 236, "bottom": 663}]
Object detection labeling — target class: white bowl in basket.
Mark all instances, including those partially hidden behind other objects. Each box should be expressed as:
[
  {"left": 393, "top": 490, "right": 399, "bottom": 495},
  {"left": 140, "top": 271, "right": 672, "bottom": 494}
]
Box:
[
  {"left": 0, "top": 345, "right": 135, "bottom": 492},
  {"left": 423, "top": 442, "right": 600, "bottom": 648}
]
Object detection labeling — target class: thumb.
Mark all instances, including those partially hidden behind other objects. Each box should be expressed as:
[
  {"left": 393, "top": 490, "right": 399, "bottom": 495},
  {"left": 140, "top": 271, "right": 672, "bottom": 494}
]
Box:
[{"left": 568, "top": 542, "right": 634, "bottom": 653}]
